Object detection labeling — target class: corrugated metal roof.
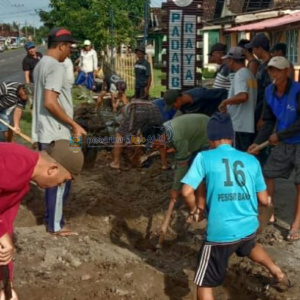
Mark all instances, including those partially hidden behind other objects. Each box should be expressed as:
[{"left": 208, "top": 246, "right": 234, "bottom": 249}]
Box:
[{"left": 226, "top": 11, "right": 300, "bottom": 32}]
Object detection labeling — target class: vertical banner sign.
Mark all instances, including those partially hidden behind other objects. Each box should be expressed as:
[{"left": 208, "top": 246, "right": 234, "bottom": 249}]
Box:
[
  {"left": 162, "top": 0, "right": 203, "bottom": 91},
  {"left": 169, "top": 10, "right": 182, "bottom": 88}
]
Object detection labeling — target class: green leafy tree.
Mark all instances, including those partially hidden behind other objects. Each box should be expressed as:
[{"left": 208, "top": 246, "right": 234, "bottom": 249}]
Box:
[{"left": 38, "top": 0, "right": 149, "bottom": 50}]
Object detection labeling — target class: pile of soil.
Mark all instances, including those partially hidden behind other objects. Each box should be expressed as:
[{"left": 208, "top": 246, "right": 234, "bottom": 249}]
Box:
[{"left": 12, "top": 150, "right": 300, "bottom": 300}]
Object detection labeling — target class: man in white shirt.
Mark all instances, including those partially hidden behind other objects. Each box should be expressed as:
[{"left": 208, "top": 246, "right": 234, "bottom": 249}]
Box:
[{"left": 75, "top": 39, "right": 98, "bottom": 92}]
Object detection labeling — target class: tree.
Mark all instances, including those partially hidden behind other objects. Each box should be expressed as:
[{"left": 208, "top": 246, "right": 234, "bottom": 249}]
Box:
[{"left": 38, "top": 0, "right": 148, "bottom": 50}]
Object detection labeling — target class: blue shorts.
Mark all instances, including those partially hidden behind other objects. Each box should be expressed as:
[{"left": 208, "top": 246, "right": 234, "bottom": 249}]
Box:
[
  {"left": 75, "top": 71, "right": 94, "bottom": 90},
  {"left": 0, "top": 113, "right": 11, "bottom": 132}
]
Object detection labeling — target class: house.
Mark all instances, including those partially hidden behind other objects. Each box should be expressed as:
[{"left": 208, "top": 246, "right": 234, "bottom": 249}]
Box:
[{"left": 202, "top": 0, "right": 300, "bottom": 70}]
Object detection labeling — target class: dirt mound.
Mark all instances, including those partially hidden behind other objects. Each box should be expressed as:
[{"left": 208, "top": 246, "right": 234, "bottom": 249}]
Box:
[{"left": 12, "top": 151, "right": 300, "bottom": 300}]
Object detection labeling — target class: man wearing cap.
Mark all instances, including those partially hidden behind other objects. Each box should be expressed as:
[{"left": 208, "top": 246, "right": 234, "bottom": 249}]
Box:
[
  {"left": 0, "top": 82, "right": 29, "bottom": 142},
  {"left": 238, "top": 39, "right": 260, "bottom": 76},
  {"left": 218, "top": 47, "right": 258, "bottom": 151},
  {"left": 245, "top": 33, "right": 272, "bottom": 129},
  {"left": 134, "top": 46, "right": 151, "bottom": 99},
  {"left": 271, "top": 43, "right": 294, "bottom": 80},
  {"left": 209, "top": 43, "right": 234, "bottom": 92},
  {"left": 75, "top": 40, "right": 98, "bottom": 93},
  {"left": 0, "top": 141, "right": 83, "bottom": 299},
  {"left": 249, "top": 56, "right": 300, "bottom": 242},
  {"left": 32, "top": 27, "right": 87, "bottom": 236},
  {"left": 182, "top": 112, "right": 290, "bottom": 300},
  {"left": 163, "top": 87, "right": 228, "bottom": 117},
  {"left": 22, "top": 41, "right": 43, "bottom": 84},
  {"left": 95, "top": 74, "right": 127, "bottom": 113}
]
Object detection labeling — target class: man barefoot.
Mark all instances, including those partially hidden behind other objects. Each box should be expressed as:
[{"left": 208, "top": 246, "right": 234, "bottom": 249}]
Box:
[{"left": 182, "top": 113, "right": 290, "bottom": 300}]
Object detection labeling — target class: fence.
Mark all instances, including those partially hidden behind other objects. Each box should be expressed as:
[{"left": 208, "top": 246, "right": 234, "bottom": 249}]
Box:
[{"left": 103, "top": 53, "right": 154, "bottom": 91}]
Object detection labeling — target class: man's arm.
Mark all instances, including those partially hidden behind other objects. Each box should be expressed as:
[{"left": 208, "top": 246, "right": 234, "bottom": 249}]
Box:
[
  {"left": 12, "top": 107, "right": 23, "bottom": 132},
  {"left": 276, "top": 92, "right": 300, "bottom": 141},
  {"left": 254, "top": 101, "right": 277, "bottom": 144},
  {"left": 257, "top": 190, "right": 269, "bottom": 206},
  {"left": 145, "top": 62, "right": 152, "bottom": 97},
  {"left": 24, "top": 71, "right": 30, "bottom": 84},
  {"left": 44, "top": 90, "right": 86, "bottom": 136}
]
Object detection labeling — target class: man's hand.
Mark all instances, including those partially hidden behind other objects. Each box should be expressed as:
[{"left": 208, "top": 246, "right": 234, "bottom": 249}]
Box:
[
  {"left": 218, "top": 100, "right": 227, "bottom": 113},
  {"left": 248, "top": 143, "right": 260, "bottom": 155},
  {"left": 170, "top": 189, "right": 180, "bottom": 203},
  {"left": 71, "top": 123, "right": 87, "bottom": 136},
  {"left": 0, "top": 234, "right": 14, "bottom": 265},
  {"left": 268, "top": 133, "right": 279, "bottom": 146},
  {"left": 13, "top": 126, "right": 20, "bottom": 134},
  {"left": 0, "top": 288, "right": 18, "bottom": 300},
  {"left": 186, "top": 208, "right": 205, "bottom": 223}
]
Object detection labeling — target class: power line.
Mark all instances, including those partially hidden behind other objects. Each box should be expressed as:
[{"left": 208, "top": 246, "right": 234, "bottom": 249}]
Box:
[{"left": 0, "top": 6, "right": 48, "bottom": 17}]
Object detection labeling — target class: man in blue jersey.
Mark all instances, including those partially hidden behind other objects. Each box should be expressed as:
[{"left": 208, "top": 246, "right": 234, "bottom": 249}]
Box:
[
  {"left": 249, "top": 56, "right": 300, "bottom": 242},
  {"left": 182, "top": 112, "right": 290, "bottom": 300}
]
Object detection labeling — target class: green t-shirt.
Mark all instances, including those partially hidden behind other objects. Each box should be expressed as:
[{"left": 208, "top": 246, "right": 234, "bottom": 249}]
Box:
[{"left": 163, "top": 114, "right": 209, "bottom": 190}]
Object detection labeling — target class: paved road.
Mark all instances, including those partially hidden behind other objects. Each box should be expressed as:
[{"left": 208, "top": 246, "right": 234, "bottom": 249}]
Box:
[{"left": 0, "top": 46, "right": 46, "bottom": 83}]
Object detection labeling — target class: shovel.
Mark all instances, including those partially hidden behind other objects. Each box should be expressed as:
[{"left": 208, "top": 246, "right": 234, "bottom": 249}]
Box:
[{"left": 1, "top": 265, "right": 12, "bottom": 300}]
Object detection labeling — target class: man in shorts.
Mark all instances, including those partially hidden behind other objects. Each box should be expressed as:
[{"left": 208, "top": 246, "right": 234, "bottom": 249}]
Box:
[
  {"left": 95, "top": 74, "right": 127, "bottom": 112},
  {"left": 182, "top": 112, "right": 290, "bottom": 300},
  {"left": 249, "top": 56, "right": 300, "bottom": 241}
]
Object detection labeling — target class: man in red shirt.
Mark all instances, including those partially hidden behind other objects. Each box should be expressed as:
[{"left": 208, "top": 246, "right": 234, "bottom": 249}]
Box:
[{"left": 0, "top": 140, "right": 83, "bottom": 299}]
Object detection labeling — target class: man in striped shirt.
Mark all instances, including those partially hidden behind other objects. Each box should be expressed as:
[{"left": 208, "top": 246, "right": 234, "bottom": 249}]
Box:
[
  {"left": 209, "top": 43, "right": 235, "bottom": 92},
  {"left": 0, "top": 81, "right": 28, "bottom": 141}
]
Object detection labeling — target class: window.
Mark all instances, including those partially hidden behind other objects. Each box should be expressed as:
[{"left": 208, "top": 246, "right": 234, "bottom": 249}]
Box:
[
  {"left": 286, "top": 30, "right": 298, "bottom": 64},
  {"left": 209, "top": 31, "right": 220, "bottom": 51}
]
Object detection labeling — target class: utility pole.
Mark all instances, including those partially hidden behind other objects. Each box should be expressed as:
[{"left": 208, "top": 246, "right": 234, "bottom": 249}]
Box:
[
  {"left": 29, "top": 13, "right": 36, "bottom": 38},
  {"left": 12, "top": 4, "right": 24, "bottom": 44},
  {"left": 144, "top": 0, "right": 148, "bottom": 47},
  {"left": 109, "top": 4, "right": 114, "bottom": 67}
]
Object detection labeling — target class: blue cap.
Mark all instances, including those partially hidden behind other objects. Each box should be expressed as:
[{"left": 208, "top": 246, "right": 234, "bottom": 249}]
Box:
[
  {"left": 207, "top": 112, "right": 234, "bottom": 141},
  {"left": 25, "top": 41, "right": 35, "bottom": 50}
]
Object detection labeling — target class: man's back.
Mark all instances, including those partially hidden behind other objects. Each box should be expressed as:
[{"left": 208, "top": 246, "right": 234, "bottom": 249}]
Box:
[
  {"left": 165, "top": 114, "right": 209, "bottom": 158},
  {"left": 185, "top": 144, "right": 265, "bottom": 242},
  {"left": 227, "top": 67, "right": 257, "bottom": 133}
]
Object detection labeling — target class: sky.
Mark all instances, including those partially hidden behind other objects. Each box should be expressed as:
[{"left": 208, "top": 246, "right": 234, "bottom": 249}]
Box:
[{"left": 0, "top": 0, "right": 165, "bottom": 27}]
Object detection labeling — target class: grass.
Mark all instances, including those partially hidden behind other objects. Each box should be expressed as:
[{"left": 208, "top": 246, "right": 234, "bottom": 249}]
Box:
[{"left": 18, "top": 69, "right": 170, "bottom": 139}]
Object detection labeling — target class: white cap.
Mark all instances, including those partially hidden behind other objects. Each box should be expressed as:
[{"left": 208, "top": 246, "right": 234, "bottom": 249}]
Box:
[
  {"left": 268, "top": 56, "right": 290, "bottom": 70},
  {"left": 83, "top": 40, "right": 91, "bottom": 46}
]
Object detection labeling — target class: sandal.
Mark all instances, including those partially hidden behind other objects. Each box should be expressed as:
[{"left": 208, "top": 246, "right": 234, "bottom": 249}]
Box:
[
  {"left": 269, "top": 274, "right": 294, "bottom": 292},
  {"left": 287, "top": 229, "right": 300, "bottom": 242},
  {"left": 49, "top": 229, "right": 79, "bottom": 237}
]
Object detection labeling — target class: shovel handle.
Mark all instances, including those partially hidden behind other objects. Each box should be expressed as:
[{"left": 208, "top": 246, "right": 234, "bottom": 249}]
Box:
[
  {"left": 255, "top": 141, "right": 269, "bottom": 151},
  {"left": 0, "top": 118, "right": 33, "bottom": 145},
  {"left": 156, "top": 199, "right": 176, "bottom": 248},
  {"left": 1, "top": 265, "right": 12, "bottom": 300}
]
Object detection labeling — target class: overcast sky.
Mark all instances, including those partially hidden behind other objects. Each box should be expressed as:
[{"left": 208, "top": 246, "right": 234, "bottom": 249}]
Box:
[{"left": 0, "top": 0, "right": 165, "bottom": 27}]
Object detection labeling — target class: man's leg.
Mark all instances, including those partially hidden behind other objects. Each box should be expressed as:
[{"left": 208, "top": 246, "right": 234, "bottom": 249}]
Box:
[
  {"left": 95, "top": 91, "right": 106, "bottom": 111},
  {"left": 289, "top": 185, "right": 300, "bottom": 234},
  {"left": 38, "top": 143, "right": 75, "bottom": 234},
  {"left": 197, "top": 287, "right": 214, "bottom": 300},
  {"left": 265, "top": 178, "right": 275, "bottom": 222},
  {"left": 6, "top": 128, "right": 13, "bottom": 142},
  {"left": 110, "top": 133, "right": 124, "bottom": 169},
  {"left": 248, "top": 243, "right": 285, "bottom": 282}
]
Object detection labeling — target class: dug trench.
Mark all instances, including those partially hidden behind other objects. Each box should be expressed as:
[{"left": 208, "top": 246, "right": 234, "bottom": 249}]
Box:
[{"left": 11, "top": 149, "right": 300, "bottom": 300}]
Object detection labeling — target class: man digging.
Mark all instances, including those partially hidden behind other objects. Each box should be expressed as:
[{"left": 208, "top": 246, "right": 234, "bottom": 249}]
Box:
[
  {"left": 182, "top": 112, "right": 292, "bottom": 300},
  {"left": 0, "top": 141, "right": 84, "bottom": 300}
]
